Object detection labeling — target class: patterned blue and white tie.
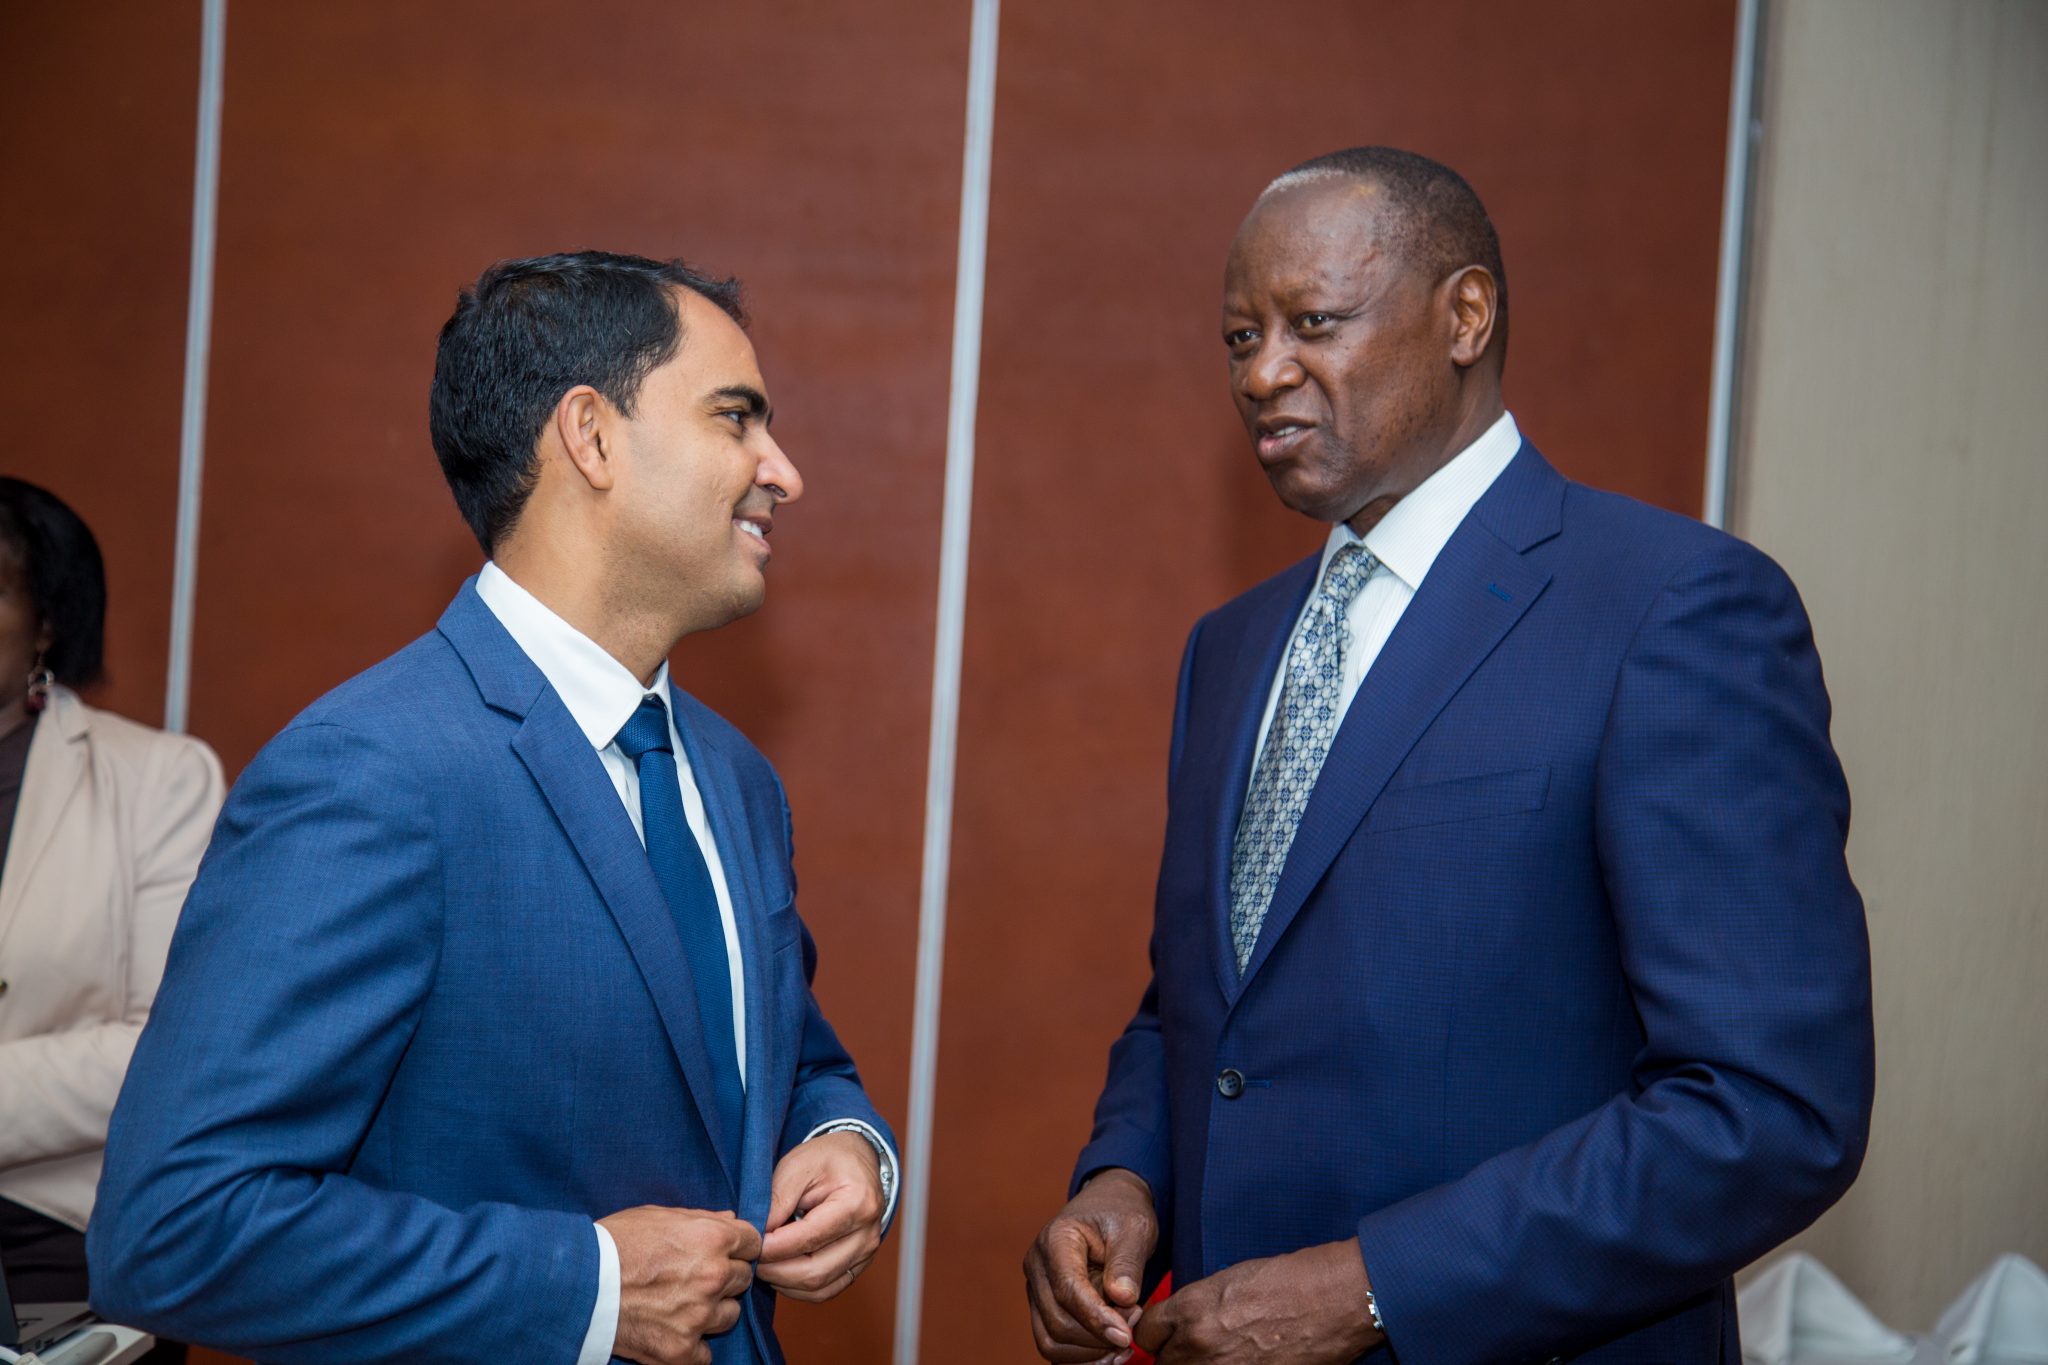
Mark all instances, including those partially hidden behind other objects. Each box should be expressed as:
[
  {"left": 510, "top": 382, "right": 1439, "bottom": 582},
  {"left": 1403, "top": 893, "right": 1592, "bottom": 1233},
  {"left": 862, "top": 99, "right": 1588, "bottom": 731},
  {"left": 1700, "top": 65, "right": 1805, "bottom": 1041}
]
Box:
[{"left": 1228, "top": 541, "right": 1380, "bottom": 973}]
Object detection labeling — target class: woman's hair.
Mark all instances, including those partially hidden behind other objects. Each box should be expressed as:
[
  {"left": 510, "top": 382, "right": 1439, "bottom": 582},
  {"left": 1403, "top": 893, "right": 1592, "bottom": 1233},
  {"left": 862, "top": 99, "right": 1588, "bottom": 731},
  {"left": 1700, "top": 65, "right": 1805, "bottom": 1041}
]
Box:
[{"left": 0, "top": 478, "right": 106, "bottom": 688}]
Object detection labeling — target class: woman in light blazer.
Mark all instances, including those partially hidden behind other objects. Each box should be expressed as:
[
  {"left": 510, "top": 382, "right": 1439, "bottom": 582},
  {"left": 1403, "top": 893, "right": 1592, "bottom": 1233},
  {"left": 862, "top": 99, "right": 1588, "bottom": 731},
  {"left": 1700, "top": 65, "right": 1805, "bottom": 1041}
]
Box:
[{"left": 0, "top": 478, "right": 222, "bottom": 1311}]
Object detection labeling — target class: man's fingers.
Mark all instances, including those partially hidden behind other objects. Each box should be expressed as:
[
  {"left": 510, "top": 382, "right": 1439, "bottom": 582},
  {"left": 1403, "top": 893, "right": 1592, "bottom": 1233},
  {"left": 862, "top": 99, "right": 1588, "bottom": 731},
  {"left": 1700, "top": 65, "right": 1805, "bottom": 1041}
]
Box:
[
  {"left": 1039, "top": 1219, "right": 1102, "bottom": 1285},
  {"left": 723, "top": 1216, "right": 763, "bottom": 1262},
  {"left": 759, "top": 1184, "right": 867, "bottom": 1262},
  {"left": 719, "top": 1253, "right": 756, "bottom": 1299},
  {"left": 760, "top": 1210, "right": 851, "bottom": 1263},
  {"left": 756, "top": 1222, "right": 877, "bottom": 1296},
  {"left": 762, "top": 1248, "right": 877, "bottom": 1305},
  {"left": 1131, "top": 1296, "right": 1175, "bottom": 1355},
  {"left": 1029, "top": 1312, "right": 1119, "bottom": 1365},
  {"left": 1045, "top": 1248, "right": 1133, "bottom": 1349},
  {"left": 764, "top": 1167, "right": 809, "bottom": 1233},
  {"left": 1100, "top": 1227, "right": 1151, "bottom": 1308},
  {"left": 1028, "top": 1297, "right": 1127, "bottom": 1365},
  {"left": 1027, "top": 1252, "right": 1122, "bottom": 1356}
]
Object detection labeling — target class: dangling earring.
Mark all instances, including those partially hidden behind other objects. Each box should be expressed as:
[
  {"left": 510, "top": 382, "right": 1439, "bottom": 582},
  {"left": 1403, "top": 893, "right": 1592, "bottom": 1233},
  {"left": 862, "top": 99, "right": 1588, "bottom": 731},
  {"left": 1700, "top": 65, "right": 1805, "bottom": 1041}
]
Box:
[{"left": 25, "top": 654, "right": 54, "bottom": 715}]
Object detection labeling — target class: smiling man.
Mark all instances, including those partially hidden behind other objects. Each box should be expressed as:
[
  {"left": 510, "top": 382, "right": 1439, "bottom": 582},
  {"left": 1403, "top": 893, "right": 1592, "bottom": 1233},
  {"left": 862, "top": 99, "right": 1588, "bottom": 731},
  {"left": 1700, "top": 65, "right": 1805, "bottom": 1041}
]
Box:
[
  {"left": 92, "top": 252, "right": 896, "bottom": 1365},
  {"left": 1025, "top": 149, "right": 1874, "bottom": 1364}
]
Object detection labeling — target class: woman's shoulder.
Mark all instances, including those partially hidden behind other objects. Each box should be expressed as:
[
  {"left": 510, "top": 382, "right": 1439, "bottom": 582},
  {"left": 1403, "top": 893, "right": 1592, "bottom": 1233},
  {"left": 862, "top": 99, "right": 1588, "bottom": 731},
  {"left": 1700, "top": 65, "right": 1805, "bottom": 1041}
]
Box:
[{"left": 64, "top": 690, "right": 223, "bottom": 791}]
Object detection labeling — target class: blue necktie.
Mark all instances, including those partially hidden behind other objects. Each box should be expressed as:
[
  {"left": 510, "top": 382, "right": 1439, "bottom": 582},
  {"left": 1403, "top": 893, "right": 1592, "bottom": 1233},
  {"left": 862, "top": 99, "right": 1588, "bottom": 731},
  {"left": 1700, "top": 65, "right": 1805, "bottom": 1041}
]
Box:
[{"left": 614, "top": 697, "right": 744, "bottom": 1155}]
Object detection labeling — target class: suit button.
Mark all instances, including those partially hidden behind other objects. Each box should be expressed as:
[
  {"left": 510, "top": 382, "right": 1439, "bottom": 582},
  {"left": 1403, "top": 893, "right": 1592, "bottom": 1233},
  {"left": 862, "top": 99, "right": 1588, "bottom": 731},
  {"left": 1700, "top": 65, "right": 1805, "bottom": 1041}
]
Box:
[
  {"left": 1216, "top": 1068, "right": 1245, "bottom": 1099},
  {"left": 0, "top": 979, "right": 9, "bottom": 998}
]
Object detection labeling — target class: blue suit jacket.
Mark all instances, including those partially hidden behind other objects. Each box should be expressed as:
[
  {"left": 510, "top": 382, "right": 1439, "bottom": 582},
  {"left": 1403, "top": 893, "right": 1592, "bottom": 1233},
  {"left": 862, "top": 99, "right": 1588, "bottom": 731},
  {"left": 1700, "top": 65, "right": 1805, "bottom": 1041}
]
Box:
[
  {"left": 90, "top": 583, "right": 891, "bottom": 1364},
  {"left": 1074, "top": 445, "right": 1874, "bottom": 1365}
]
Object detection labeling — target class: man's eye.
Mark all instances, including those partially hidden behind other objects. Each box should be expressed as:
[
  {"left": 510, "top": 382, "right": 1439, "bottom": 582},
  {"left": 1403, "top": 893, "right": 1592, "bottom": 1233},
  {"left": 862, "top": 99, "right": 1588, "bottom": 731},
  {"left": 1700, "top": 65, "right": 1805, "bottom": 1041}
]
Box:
[
  {"left": 1224, "top": 328, "right": 1258, "bottom": 349},
  {"left": 718, "top": 410, "right": 747, "bottom": 427},
  {"left": 1297, "top": 312, "right": 1333, "bottom": 331}
]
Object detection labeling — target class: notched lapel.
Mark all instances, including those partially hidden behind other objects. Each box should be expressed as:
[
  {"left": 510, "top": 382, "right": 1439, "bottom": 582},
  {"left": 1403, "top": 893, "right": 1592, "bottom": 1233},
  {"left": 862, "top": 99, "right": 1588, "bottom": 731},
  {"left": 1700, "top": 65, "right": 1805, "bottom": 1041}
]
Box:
[
  {"left": 0, "top": 697, "right": 89, "bottom": 942},
  {"left": 510, "top": 697, "right": 741, "bottom": 1189},
  {"left": 1233, "top": 524, "right": 1551, "bottom": 996}
]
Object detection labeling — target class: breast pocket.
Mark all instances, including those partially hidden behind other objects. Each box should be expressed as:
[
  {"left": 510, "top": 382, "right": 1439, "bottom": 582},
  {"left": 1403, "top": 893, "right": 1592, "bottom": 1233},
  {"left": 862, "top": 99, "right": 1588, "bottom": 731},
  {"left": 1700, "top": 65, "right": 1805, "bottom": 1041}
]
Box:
[
  {"left": 1364, "top": 765, "right": 1549, "bottom": 834},
  {"left": 756, "top": 898, "right": 809, "bottom": 1103},
  {"left": 760, "top": 897, "right": 806, "bottom": 1033},
  {"left": 761, "top": 898, "right": 802, "bottom": 956}
]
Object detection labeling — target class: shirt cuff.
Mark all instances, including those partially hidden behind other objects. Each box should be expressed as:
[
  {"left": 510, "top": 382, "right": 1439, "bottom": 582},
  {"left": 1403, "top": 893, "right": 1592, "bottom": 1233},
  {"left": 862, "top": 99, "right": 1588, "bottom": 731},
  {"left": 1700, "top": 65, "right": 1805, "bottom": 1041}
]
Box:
[
  {"left": 804, "top": 1118, "right": 900, "bottom": 1231},
  {"left": 577, "top": 1221, "right": 622, "bottom": 1365}
]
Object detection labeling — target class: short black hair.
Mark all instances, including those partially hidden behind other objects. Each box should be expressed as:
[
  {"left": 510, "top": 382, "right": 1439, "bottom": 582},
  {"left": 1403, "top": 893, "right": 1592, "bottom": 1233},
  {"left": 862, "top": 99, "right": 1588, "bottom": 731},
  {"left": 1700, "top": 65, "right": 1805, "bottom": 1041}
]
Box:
[
  {"left": 0, "top": 478, "right": 106, "bottom": 689},
  {"left": 429, "top": 250, "right": 747, "bottom": 553},
  {"left": 1272, "top": 146, "right": 1509, "bottom": 367}
]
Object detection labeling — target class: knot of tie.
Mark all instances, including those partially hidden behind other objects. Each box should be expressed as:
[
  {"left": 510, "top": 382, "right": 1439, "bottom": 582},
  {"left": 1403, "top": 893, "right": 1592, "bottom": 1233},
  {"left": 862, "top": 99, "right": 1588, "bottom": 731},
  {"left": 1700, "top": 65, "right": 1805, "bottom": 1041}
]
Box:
[
  {"left": 1319, "top": 542, "right": 1380, "bottom": 612},
  {"left": 613, "top": 696, "right": 673, "bottom": 761}
]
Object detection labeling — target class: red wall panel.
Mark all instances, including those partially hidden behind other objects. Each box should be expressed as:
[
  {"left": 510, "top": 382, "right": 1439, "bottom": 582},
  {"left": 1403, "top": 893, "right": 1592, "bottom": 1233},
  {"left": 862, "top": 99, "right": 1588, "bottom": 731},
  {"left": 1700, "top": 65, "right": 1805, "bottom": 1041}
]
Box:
[
  {"left": 0, "top": 2, "right": 200, "bottom": 726},
  {"left": 926, "top": 2, "right": 1736, "bottom": 1356}
]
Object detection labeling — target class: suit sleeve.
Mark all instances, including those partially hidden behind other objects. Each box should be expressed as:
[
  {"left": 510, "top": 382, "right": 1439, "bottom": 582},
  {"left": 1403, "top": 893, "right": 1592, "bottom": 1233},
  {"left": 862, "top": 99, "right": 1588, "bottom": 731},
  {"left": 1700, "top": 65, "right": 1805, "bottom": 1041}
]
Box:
[
  {"left": 0, "top": 734, "right": 221, "bottom": 1166},
  {"left": 1068, "top": 620, "right": 1207, "bottom": 1229},
  {"left": 1351, "top": 540, "right": 1876, "bottom": 1365},
  {"left": 89, "top": 722, "right": 599, "bottom": 1365}
]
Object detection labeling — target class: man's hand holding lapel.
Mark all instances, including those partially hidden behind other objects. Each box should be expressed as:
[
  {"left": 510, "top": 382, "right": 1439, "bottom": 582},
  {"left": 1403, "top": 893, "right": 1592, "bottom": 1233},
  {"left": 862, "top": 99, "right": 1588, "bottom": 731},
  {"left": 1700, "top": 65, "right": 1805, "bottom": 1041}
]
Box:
[
  {"left": 602, "top": 1205, "right": 761, "bottom": 1365},
  {"left": 757, "top": 1130, "right": 887, "bottom": 1301}
]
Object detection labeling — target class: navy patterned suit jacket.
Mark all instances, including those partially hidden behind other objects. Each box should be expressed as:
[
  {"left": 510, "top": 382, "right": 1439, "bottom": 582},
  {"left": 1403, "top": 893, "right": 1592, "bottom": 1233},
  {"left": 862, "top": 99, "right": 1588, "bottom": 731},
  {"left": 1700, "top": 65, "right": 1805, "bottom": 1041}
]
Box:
[{"left": 1075, "top": 443, "right": 1874, "bottom": 1365}]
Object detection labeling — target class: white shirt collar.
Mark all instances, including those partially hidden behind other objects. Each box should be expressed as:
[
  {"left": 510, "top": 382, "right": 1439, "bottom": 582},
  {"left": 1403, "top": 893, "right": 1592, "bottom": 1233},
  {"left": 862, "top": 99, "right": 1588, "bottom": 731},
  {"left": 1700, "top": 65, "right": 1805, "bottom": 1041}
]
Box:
[
  {"left": 474, "top": 561, "right": 672, "bottom": 752},
  {"left": 1318, "top": 410, "right": 1523, "bottom": 589}
]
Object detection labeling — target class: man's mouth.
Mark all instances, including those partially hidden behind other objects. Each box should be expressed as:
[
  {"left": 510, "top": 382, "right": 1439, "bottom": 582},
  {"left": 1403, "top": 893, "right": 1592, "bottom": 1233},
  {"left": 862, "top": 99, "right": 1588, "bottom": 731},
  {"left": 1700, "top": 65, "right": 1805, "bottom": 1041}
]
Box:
[
  {"left": 734, "top": 516, "right": 772, "bottom": 554},
  {"left": 1255, "top": 420, "right": 1315, "bottom": 463}
]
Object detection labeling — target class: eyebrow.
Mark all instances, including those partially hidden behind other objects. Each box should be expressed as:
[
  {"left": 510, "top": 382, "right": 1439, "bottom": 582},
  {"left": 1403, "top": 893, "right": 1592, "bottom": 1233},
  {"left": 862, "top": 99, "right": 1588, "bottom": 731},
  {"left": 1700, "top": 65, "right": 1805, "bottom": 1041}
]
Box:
[
  {"left": 708, "top": 384, "right": 773, "bottom": 426},
  {"left": 1222, "top": 271, "right": 1372, "bottom": 319}
]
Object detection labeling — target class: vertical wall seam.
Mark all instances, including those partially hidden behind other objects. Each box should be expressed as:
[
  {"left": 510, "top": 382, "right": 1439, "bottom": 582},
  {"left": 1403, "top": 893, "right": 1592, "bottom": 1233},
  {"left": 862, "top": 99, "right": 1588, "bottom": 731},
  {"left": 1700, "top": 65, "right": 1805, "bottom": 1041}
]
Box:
[
  {"left": 894, "top": 1, "right": 1000, "bottom": 1362},
  {"left": 164, "top": 0, "right": 227, "bottom": 733},
  {"left": 1704, "top": 0, "right": 1765, "bottom": 530}
]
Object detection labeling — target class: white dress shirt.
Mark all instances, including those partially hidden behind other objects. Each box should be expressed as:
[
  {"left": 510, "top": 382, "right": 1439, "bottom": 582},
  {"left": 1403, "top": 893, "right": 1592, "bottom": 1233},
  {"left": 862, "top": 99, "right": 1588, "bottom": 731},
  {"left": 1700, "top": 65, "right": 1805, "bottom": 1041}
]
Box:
[
  {"left": 1251, "top": 411, "right": 1524, "bottom": 776},
  {"left": 475, "top": 562, "right": 897, "bottom": 1365}
]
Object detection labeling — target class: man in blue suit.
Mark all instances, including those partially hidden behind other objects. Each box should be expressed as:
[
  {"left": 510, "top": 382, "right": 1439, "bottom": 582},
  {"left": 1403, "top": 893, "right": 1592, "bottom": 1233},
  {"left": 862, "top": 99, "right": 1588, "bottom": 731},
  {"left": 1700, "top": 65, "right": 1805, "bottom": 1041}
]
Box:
[
  {"left": 92, "top": 252, "right": 896, "bottom": 1365},
  {"left": 1025, "top": 149, "right": 1874, "bottom": 1364}
]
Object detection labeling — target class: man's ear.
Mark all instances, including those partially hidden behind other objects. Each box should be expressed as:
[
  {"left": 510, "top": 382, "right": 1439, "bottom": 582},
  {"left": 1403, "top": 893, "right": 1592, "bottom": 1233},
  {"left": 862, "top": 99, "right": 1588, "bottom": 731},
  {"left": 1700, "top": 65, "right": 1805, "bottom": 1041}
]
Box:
[
  {"left": 552, "top": 384, "right": 618, "bottom": 491},
  {"left": 1445, "top": 265, "right": 1500, "bottom": 369}
]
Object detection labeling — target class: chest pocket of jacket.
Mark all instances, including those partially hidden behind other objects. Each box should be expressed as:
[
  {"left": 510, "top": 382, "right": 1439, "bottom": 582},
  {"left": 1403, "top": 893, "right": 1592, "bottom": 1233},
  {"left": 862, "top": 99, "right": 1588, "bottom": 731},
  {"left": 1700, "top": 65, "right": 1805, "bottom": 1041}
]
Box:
[
  {"left": 1364, "top": 764, "right": 1549, "bottom": 835},
  {"left": 762, "top": 899, "right": 802, "bottom": 956},
  {"left": 757, "top": 898, "right": 807, "bottom": 1102}
]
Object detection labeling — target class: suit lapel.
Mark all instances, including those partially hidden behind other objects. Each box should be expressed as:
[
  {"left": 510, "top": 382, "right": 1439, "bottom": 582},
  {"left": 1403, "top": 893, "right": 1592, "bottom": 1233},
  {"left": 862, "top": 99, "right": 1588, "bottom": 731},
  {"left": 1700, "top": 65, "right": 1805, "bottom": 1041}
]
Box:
[
  {"left": 440, "top": 584, "right": 739, "bottom": 1188},
  {"left": 1232, "top": 444, "right": 1566, "bottom": 996},
  {"left": 0, "top": 690, "right": 90, "bottom": 943}
]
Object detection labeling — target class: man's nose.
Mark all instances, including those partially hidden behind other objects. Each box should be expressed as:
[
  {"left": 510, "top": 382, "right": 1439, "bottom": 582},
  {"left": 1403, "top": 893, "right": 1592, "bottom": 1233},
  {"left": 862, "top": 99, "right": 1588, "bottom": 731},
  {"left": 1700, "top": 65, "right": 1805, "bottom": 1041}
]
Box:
[
  {"left": 759, "top": 433, "right": 804, "bottom": 504},
  {"left": 1239, "top": 335, "right": 1304, "bottom": 401}
]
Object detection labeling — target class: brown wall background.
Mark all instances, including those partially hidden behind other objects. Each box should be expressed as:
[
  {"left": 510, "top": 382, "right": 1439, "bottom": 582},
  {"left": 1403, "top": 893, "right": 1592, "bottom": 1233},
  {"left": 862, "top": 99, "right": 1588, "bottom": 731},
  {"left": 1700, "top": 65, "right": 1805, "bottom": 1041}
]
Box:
[
  {"left": 1, "top": 4, "right": 1737, "bottom": 1362},
  {"left": 0, "top": 1, "right": 200, "bottom": 726}
]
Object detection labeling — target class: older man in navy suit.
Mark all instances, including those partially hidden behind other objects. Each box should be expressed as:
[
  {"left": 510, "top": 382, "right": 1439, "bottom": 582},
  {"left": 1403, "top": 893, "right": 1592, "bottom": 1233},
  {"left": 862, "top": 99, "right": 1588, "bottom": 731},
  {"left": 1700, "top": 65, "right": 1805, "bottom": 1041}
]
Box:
[
  {"left": 1025, "top": 148, "right": 1874, "bottom": 1365},
  {"left": 93, "top": 252, "right": 896, "bottom": 1365}
]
